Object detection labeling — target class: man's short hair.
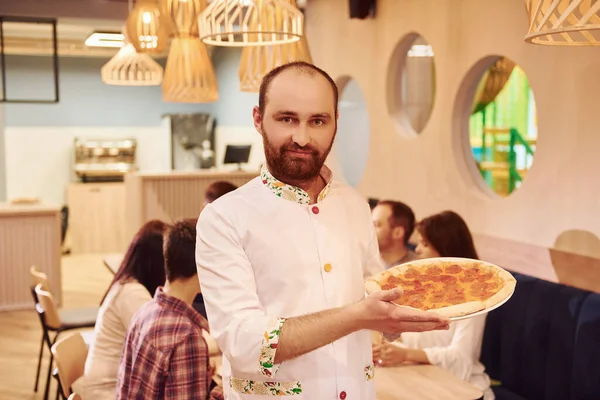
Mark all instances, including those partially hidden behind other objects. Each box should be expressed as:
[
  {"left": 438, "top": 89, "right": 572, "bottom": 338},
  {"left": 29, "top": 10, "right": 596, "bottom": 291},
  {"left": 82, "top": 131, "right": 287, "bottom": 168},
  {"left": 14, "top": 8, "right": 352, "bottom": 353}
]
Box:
[
  {"left": 205, "top": 181, "right": 237, "bottom": 203},
  {"left": 258, "top": 61, "right": 339, "bottom": 117},
  {"left": 377, "top": 200, "right": 415, "bottom": 245},
  {"left": 163, "top": 219, "right": 197, "bottom": 282}
]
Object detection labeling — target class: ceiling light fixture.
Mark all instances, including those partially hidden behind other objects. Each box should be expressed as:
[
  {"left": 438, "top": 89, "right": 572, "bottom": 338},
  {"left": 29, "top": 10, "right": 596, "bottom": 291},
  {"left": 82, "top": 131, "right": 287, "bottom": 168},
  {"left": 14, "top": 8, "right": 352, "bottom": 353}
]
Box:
[
  {"left": 161, "top": 0, "right": 218, "bottom": 102},
  {"left": 100, "top": 28, "right": 163, "bottom": 86},
  {"left": 198, "top": 0, "right": 304, "bottom": 47},
  {"left": 238, "top": 0, "right": 311, "bottom": 92},
  {"left": 125, "top": 0, "right": 171, "bottom": 53},
  {"left": 525, "top": 0, "right": 600, "bottom": 45}
]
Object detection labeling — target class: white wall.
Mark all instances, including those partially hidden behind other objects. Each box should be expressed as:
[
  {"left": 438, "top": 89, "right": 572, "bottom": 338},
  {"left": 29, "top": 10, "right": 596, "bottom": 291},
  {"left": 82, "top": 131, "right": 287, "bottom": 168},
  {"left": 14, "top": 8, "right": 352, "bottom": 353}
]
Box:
[
  {"left": 2, "top": 46, "right": 265, "bottom": 206},
  {"left": 213, "top": 126, "right": 265, "bottom": 172},
  {"left": 5, "top": 124, "right": 262, "bottom": 206},
  {"left": 5, "top": 126, "right": 170, "bottom": 206}
]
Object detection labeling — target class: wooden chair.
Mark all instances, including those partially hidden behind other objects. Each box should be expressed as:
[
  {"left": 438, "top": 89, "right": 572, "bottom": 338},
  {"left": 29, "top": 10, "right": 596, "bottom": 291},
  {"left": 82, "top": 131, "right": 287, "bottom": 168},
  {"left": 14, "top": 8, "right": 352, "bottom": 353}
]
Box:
[
  {"left": 52, "top": 332, "right": 88, "bottom": 399},
  {"left": 34, "top": 284, "right": 95, "bottom": 400},
  {"left": 30, "top": 267, "right": 98, "bottom": 396}
]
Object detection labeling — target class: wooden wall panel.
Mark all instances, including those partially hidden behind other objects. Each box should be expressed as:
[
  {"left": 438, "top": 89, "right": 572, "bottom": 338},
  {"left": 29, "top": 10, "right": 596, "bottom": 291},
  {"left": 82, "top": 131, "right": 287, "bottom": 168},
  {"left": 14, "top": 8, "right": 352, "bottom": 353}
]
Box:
[
  {"left": 0, "top": 205, "right": 62, "bottom": 310},
  {"left": 308, "top": 0, "right": 600, "bottom": 268}
]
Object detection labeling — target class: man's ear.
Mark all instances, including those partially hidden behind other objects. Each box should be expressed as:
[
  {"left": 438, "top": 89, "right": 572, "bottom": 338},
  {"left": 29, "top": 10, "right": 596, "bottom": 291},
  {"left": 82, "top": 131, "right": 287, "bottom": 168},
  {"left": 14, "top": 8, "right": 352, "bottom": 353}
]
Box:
[
  {"left": 252, "top": 106, "right": 263, "bottom": 135},
  {"left": 392, "top": 226, "right": 406, "bottom": 242}
]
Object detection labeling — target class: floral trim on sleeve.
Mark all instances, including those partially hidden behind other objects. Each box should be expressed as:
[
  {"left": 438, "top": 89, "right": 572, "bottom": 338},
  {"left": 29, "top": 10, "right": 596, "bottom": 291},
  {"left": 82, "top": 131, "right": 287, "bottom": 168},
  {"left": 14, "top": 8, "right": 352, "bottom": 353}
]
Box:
[
  {"left": 230, "top": 377, "right": 302, "bottom": 396},
  {"left": 364, "top": 364, "right": 375, "bottom": 381},
  {"left": 259, "top": 317, "right": 286, "bottom": 377}
]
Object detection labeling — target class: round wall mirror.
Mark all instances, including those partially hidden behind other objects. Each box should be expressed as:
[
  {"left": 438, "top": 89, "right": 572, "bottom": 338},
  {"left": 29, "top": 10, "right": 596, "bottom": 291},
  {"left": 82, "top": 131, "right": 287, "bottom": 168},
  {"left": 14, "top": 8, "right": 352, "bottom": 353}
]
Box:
[
  {"left": 335, "top": 77, "right": 370, "bottom": 187},
  {"left": 465, "top": 56, "right": 538, "bottom": 197},
  {"left": 387, "top": 33, "right": 436, "bottom": 137}
]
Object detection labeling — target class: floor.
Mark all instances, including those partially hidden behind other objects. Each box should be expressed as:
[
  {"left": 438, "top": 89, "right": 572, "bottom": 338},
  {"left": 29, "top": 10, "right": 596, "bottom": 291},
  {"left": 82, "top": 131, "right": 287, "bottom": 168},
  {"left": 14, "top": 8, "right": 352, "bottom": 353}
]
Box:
[{"left": 0, "top": 254, "right": 113, "bottom": 400}]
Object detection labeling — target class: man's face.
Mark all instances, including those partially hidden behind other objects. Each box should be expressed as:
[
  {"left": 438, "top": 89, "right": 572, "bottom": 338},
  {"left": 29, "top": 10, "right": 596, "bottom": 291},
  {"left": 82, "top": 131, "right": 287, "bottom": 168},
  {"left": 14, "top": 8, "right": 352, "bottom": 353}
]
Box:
[
  {"left": 253, "top": 69, "right": 337, "bottom": 182},
  {"left": 372, "top": 204, "right": 405, "bottom": 251}
]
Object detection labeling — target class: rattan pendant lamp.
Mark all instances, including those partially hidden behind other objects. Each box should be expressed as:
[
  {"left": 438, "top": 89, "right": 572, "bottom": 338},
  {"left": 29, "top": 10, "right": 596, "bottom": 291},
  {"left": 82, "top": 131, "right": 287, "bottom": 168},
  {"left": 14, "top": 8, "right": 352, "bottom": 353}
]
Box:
[
  {"left": 198, "top": 0, "right": 304, "bottom": 47},
  {"left": 525, "top": 0, "right": 600, "bottom": 45},
  {"left": 125, "top": 0, "right": 171, "bottom": 53},
  {"left": 100, "top": 27, "right": 164, "bottom": 86},
  {"left": 161, "top": 0, "right": 218, "bottom": 103},
  {"left": 238, "top": 0, "right": 311, "bottom": 92}
]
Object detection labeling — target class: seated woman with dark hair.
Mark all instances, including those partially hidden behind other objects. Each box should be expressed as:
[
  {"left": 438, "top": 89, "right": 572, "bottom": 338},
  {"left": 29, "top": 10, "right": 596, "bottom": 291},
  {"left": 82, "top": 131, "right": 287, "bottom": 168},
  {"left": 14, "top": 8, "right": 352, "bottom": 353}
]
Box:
[
  {"left": 373, "top": 211, "right": 494, "bottom": 400},
  {"left": 83, "top": 220, "right": 169, "bottom": 399}
]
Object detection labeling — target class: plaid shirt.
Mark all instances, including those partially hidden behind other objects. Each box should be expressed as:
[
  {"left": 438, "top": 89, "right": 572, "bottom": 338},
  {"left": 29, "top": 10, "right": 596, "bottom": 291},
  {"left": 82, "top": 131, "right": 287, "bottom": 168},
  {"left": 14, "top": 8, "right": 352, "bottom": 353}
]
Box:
[{"left": 117, "top": 288, "right": 223, "bottom": 400}]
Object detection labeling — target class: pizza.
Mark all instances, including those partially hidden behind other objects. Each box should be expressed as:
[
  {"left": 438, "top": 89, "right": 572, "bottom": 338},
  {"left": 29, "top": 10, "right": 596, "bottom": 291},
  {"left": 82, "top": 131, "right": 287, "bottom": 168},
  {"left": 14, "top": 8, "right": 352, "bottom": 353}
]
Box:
[{"left": 365, "top": 257, "right": 516, "bottom": 319}]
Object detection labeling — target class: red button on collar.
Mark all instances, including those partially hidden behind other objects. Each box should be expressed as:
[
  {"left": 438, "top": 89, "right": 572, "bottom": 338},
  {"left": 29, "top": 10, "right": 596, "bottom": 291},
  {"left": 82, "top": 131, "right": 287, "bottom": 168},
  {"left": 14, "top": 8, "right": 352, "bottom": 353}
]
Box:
[
  {"left": 311, "top": 206, "right": 319, "bottom": 214},
  {"left": 339, "top": 391, "right": 347, "bottom": 400}
]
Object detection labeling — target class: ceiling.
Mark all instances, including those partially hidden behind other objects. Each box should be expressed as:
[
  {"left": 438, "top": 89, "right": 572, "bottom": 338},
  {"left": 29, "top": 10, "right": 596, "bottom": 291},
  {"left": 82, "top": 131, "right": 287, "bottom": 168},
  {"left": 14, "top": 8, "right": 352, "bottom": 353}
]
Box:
[
  {"left": 0, "top": 18, "right": 127, "bottom": 57},
  {"left": 0, "top": 0, "right": 129, "bottom": 21},
  {"left": 0, "top": 0, "right": 128, "bottom": 57},
  {"left": 0, "top": 0, "right": 308, "bottom": 58}
]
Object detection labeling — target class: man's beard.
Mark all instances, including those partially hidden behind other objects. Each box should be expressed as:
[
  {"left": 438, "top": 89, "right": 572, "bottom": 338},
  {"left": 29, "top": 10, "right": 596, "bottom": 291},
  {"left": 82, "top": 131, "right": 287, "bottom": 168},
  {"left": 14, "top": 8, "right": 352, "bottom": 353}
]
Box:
[{"left": 262, "top": 125, "right": 334, "bottom": 183}]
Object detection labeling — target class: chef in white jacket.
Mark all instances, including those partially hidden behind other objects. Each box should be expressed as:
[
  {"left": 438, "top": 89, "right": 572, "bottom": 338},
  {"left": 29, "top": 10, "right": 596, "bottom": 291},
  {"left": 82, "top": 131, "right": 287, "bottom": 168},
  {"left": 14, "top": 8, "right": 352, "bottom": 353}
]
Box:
[{"left": 195, "top": 61, "right": 449, "bottom": 400}]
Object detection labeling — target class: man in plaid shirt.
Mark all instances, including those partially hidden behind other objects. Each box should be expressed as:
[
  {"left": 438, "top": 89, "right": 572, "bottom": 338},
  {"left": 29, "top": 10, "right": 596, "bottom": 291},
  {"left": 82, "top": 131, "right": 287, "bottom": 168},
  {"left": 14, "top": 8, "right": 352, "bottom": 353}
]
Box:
[{"left": 116, "top": 219, "right": 223, "bottom": 400}]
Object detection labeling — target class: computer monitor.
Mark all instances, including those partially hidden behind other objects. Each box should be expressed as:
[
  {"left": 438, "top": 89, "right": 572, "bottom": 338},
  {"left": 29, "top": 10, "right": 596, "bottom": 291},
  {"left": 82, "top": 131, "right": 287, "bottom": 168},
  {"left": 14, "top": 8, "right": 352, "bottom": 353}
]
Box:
[{"left": 223, "top": 144, "right": 251, "bottom": 170}]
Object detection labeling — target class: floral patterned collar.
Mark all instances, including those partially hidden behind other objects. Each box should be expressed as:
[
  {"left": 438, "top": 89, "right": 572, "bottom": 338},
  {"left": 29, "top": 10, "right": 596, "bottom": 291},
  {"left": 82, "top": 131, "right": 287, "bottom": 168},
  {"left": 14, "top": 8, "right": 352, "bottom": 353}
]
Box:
[{"left": 260, "top": 165, "right": 333, "bottom": 205}]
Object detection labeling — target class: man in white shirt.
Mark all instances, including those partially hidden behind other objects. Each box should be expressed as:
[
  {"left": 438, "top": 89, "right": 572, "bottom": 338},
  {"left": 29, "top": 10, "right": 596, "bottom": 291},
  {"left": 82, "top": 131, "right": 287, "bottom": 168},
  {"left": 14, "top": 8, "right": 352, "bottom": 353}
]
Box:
[{"left": 195, "top": 61, "right": 449, "bottom": 399}]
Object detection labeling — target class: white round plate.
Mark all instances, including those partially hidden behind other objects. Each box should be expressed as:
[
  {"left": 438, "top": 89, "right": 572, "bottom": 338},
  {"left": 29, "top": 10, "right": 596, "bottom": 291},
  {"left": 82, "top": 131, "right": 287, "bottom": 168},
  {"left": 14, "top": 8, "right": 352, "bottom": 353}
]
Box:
[
  {"left": 365, "top": 256, "right": 517, "bottom": 321},
  {"left": 448, "top": 283, "right": 515, "bottom": 321}
]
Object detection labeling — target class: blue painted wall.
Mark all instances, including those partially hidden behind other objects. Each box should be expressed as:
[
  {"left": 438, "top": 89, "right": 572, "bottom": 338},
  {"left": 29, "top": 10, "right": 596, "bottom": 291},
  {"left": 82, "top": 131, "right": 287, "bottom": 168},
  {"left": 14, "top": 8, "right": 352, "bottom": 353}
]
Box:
[{"left": 3, "top": 47, "right": 258, "bottom": 127}]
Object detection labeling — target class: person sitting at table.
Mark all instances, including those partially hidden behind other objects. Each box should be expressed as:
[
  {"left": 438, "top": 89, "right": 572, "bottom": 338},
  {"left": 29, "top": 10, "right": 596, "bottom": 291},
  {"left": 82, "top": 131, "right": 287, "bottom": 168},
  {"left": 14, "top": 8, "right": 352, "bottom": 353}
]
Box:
[
  {"left": 117, "top": 219, "right": 223, "bottom": 400},
  {"left": 83, "top": 220, "right": 169, "bottom": 399},
  {"left": 204, "top": 181, "right": 238, "bottom": 206},
  {"left": 371, "top": 200, "right": 418, "bottom": 268},
  {"left": 372, "top": 210, "right": 494, "bottom": 400}
]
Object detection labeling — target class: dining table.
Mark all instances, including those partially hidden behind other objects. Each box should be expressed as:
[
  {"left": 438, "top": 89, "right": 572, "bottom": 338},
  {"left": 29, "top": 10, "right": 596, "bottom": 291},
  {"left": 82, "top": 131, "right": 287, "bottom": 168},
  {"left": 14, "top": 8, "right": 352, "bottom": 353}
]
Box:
[
  {"left": 375, "top": 364, "right": 484, "bottom": 400},
  {"left": 103, "top": 253, "right": 123, "bottom": 275}
]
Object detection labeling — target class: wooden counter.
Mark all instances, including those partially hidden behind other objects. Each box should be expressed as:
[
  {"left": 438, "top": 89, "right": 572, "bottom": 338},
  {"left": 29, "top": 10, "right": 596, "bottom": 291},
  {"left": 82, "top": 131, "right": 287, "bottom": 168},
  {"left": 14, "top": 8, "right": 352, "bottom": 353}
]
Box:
[
  {"left": 0, "top": 203, "right": 62, "bottom": 311},
  {"left": 124, "top": 170, "right": 258, "bottom": 245},
  {"left": 67, "top": 182, "right": 126, "bottom": 254}
]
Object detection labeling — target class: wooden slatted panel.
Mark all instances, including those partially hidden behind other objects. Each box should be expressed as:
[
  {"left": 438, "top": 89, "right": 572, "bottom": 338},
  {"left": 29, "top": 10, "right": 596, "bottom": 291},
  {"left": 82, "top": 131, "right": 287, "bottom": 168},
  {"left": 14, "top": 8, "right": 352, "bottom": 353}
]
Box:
[
  {"left": 125, "top": 171, "right": 258, "bottom": 244},
  {"left": 0, "top": 206, "right": 62, "bottom": 310}
]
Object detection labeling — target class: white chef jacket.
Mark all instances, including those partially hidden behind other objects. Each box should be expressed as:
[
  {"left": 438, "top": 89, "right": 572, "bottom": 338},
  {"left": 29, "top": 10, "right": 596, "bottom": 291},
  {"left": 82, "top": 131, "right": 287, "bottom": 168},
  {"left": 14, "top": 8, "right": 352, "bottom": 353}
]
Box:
[
  {"left": 396, "top": 315, "right": 494, "bottom": 399},
  {"left": 195, "top": 165, "right": 384, "bottom": 399}
]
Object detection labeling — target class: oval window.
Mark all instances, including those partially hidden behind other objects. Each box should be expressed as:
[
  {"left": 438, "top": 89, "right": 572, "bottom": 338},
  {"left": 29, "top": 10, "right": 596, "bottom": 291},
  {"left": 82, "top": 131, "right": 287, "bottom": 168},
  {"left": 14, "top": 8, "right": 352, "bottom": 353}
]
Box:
[{"left": 335, "top": 77, "right": 370, "bottom": 187}]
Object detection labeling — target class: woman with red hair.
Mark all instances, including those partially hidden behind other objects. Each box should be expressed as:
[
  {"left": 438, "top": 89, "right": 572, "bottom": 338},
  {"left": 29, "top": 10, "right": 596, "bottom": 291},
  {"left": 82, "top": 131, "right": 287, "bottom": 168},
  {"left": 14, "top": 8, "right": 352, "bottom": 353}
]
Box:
[{"left": 84, "top": 220, "right": 169, "bottom": 399}]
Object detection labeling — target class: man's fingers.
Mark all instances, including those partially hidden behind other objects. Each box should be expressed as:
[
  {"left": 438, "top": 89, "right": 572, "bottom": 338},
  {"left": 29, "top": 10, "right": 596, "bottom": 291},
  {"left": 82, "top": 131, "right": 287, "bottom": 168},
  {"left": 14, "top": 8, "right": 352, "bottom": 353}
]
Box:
[
  {"left": 400, "top": 321, "right": 450, "bottom": 333},
  {"left": 376, "top": 287, "right": 404, "bottom": 302},
  {"left": 392, "top": 307, "right": 450, "bottom": 324}
]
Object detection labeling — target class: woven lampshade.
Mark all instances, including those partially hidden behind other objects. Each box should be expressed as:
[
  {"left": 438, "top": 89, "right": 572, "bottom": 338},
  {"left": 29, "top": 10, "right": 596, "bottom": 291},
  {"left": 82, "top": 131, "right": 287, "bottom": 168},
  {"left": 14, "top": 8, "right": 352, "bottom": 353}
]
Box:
[
  {"left": 238, "top": 0, "right": 310, "bottom": 92},
  {"left": 238, "top": 34, "right": 312, "bottom": 92},
  {"left": 125, "top": 0, "right": 171, "bottom": 53},
  {"left": 101, "top": 37, "right": 163, "bottom": 86},
  {"left": 198, "top": 0, "right": 303, "bottom": 47},
  {"left": 161, "top": 0, "right": 207, "bottom": 35},
  {"left": 162, "top": 0, "right": 218, "bottom": 102},
  {"left": 163, "top": 37, "right": 218, "bottom": 102},
  {"left": 525, "top": 0, "right": 600, "bottom": 45}
]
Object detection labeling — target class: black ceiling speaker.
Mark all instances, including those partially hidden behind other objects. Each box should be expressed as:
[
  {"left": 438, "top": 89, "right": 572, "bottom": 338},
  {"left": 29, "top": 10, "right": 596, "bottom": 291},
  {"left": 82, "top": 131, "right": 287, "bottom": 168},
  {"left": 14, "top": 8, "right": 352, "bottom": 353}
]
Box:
[{"left": 349, "top": 0, "right": 376, "bottom": 19}]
